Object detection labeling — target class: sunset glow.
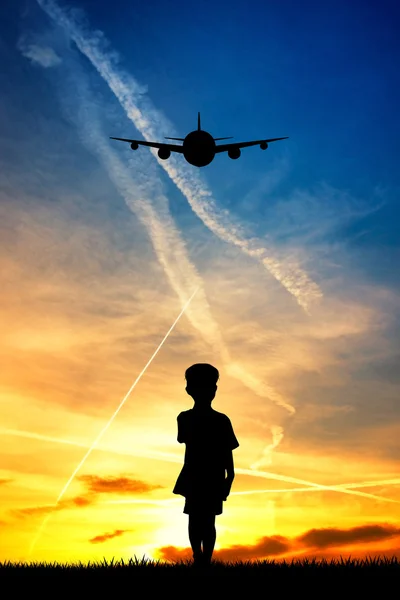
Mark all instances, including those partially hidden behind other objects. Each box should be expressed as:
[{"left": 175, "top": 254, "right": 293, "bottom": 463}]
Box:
[{"left": 1, "top": 0, "right": 399, "bottom": 565}]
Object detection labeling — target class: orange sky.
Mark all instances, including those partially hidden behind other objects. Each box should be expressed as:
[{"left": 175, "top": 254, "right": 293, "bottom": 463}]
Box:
[
  {"left": 1, "top": 193, "right": 400, "bottom": 564},
  {"left": 1, "top": 6, "right": 400, "bottom": 560}
]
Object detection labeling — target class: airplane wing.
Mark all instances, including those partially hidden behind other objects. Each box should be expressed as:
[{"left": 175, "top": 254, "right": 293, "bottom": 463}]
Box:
[
  {"left": 215, "top": 136, "right": 288, "bottom": 153},
  {"left": 110, "top": 137, "right": 184, "bottom": 153}
]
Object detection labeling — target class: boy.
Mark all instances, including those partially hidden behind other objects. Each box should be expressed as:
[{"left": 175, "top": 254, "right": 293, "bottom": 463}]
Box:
[{"left": 173, "top": 363, "right": 239, "bottom": 567}]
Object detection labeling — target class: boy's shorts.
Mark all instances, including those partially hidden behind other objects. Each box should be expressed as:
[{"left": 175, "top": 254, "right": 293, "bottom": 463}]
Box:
[{"left": 184, "top": 494, "right": 223, "bottom": 515}]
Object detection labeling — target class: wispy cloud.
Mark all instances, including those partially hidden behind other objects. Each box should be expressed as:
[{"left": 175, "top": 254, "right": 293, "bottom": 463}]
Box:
[
  {"left": 89, "top": 529, "right": 130, "bottom": 544},
  {"left": 0, "top": 478, "right": 13, "bottom": 486},
  {"left": 35, "top": 0, "right": 322, "bottom": 315},
  {"left": 250, "top": 425, "right": 284, "bottom": 469},
  {"left": 77, "top": 474, "right": 163, "bottom": 494},
  {"left": 18, "top": 37, "right": 61, "bottom": 68},
  {"left": 10, "top": 494, "right": 95, "bottom": 518}
]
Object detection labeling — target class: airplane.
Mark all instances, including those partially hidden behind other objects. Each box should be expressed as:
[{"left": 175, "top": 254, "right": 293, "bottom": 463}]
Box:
[{"left": 110, "top": 113, "right": 288, "bottom": 167}]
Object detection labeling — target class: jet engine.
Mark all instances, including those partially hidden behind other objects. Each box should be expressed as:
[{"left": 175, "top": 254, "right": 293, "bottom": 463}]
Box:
[
  {"left": 130, "top": 142, "right": 139, "bottom": 150},
  {"left": 228, "top": 147, "right": 241, "bottom": 160},
  {"left": 158, "top": 148, "right": 171, "bottom": 160},
  {"left": 260, "top": 141, "right": 268, "bottom": 150}
]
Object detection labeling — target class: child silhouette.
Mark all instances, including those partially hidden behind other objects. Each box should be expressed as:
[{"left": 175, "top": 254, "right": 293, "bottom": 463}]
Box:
[{"left": 173, "top": 363, "right": 239, "bottom": 566}]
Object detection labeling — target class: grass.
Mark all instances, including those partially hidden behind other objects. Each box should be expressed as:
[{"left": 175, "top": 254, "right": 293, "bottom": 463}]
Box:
[{"left": 1, "top": 555, "right": 398, "bottom": 594}]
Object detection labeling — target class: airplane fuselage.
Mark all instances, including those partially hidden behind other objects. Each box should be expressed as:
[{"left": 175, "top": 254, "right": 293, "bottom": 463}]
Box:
[
  {"left": 110, "top": 112, "right": 288, "bottom": 167},
  {"left": 183, "top": 130, "right": 215, "bottom": 167}
]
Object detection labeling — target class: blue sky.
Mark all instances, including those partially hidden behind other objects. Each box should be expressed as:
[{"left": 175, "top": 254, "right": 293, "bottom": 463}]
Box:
[
  {"left": 1, "top": 0, "right": 400, "bottom": 563},
  {"left": 4, "top": 0, "right": 400, "bottom": 258}
]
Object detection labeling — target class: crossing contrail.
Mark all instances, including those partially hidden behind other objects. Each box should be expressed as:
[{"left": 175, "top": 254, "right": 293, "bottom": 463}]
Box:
[
  {"left": 36, "top": 0, "right": 323, "bottom": 314},
  {"left": 0, "top": 427, "right": 183, "bottom": 464},
  {"left": 54, "top": 55, "right": 297, "bottom": 418},
  {"left": 3, "top": 426, "right": 400, "bottom": 503},
  {"left": 32, "top": 0, "right": 301, "bottom": 497},
  {"left": 234, "top": 468, "right": 400, "bottom": 504},
  {"left": 27, "top": 287, "right": 198, "bottom": 558}
]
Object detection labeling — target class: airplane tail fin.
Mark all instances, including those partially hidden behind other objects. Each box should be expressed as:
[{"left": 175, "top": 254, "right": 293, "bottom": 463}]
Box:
[{"left": 198, "top": 112, "right": 201, "bottom": 131}]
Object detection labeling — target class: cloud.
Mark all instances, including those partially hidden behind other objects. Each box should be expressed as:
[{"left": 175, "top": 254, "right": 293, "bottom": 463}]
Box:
[
  {"left": 71, "top": 495, "right": 93, "bottom": 507},
  {"left": 89, "top": 529, "right": 130, "bottom": 544},
  {"left": 77, "top": 474, "right": 163, "bottom": 494},
  {"left": 10, "top": 494, "right": 95, "bottom": 518},
  {"left": 0, "top": 478, "right": 13, "bottom": 486},
  {"left": 157, "top": 522, "right": 400, "bottom": 563},
  {"left": 18, "top": 38, "right": 61, "bottom": 68},
  {"left": 250, "top": 425, "right": 284, "bottom": 469},
  {"left": 298, "top": 523, "right": 400, "bottom": 549},
  {"left": 11, "top": 504, "right": 64, "bottom": 518}
]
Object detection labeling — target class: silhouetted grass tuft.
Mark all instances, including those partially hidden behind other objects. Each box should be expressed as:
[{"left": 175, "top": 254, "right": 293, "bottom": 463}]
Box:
[
  {"left": 2, "top": 554, "right": 400, "bottom": 571},
  {"left": 2, "top": 554, "right": 398, "bottom": 594}
]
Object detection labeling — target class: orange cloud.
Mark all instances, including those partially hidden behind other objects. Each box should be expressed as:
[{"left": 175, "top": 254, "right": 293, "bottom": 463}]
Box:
[
  {"left": 0, "top": 479, "right": 12, "bottom": 486},
  {"left": 155, "top": 546, "right": 193, "bottom": 563},
  {"left": 158, "top": 535, "right": 290, "bottom": 563},
  {"left": 10, "top": 494, "right": 95, "bottom": 518},
  {"left": 297, "top": 524, "right": 400, "bottom": 549},
  {"left": 71, "top": 495, "right": 94, "bottom": 507},
  {"left": 77, "top": 474, "right": 163, "bottom": 494},
  {"left": 89, "top": 529, "right": 130, "bottom": 544},
  {"left": 157, "top": 523, "right": 400, "bottom": 563},
  {"left": 11, "top": 504, "right": 64, "bottom": 518},
  {"left": 8, "top": 473, "right": 161, "bottom": 521}
]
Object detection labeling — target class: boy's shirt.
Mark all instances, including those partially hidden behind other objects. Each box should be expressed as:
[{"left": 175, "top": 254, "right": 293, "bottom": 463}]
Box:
[{"left": 177, "top": 408, "right": 239, "bottom": 473}]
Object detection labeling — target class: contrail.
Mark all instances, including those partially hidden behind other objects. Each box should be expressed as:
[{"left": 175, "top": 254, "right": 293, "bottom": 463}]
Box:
[
  {"left": 27, "top": 287, "right": 198, "bottom": 558},
  {"left": 231, "top": 481, "right": 400, "bottom": 497},
  {"left": 34, "top": 0, "right": 299, "bottom": 488},
  {"left": 236, "top": 467, "right": 400, "bottom": 504},
  {"left": 3, "top": 426, "right": 400, "bottom": 502},
  {"left": 36, "top": 0, "right": 323, "bottom": 314},
  {"left": 0, "top": 427, "right": 183, "bottom": 464},
  {"left": 102, "top": 481, "right": 399, "bottom": 504},
  {"left": 5, "top": 425, "right": 400, "bottom": 504},
  {"left": 250, "top": 425, "right": 284, "bottom": 469},
  {"left": 56, "top": 55, "right": 296, "bottom": 416}
]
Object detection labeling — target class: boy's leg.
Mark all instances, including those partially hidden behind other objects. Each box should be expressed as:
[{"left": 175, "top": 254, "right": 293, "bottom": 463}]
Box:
[
  {"left": 201, "top": 513, "right": 216, "bottom": 565},
  {"left": 188, "top": 513, "right": 202, "bottom": 561}
]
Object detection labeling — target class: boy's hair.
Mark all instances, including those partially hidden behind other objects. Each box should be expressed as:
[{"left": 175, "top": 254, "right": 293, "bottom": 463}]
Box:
[{"left": 185, "top": 363, "right": 219, "bottom": 386}]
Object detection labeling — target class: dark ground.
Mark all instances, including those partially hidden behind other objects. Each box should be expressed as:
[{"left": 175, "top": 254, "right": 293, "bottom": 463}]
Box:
[{"left": 1, "top": 557, "right": 398, "bottom": 595}]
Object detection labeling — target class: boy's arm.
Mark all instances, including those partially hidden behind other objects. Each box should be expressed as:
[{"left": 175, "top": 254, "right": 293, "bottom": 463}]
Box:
[
  {"left": 225, "top": 449, "right": 235, "bottom": 481},
  {"left": 223, "top": 450, "right": 235, "bottom": 499},
  {"left": 177, "top": 413, "right": 185, "bottom": 443}
]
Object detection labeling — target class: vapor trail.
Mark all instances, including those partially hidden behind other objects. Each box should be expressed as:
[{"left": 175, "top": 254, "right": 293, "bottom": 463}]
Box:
[
  {"left": 58, "top": 54, "right": 296, "bottom": 415},
  {"left": 236, "top": 468, "right": 400, "bottom": 504},
  {"left": 36, "top": 0, "right": 322, "bottom": 314},
  {"left": 3, "top": 426, "right": 400, "bottom": 503},
  {"left": 34, "top": 0, "right": 299, "bottom": 500},
  {"left": 27, "top": 287, "right": 198, "bottom": 558},
  {"left": 0, "top": 427, "right": 183, "bottom": 463},
  {"left": 232, "top": 481, "right": 400, "bottom": 497},
  {"left": 102, "top": 483, "right": 398, "bottom": 504}
]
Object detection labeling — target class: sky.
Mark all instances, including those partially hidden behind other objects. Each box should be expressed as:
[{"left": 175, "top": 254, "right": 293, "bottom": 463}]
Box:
[{"left": 1, "top": 0, "right": 400, "bottom": 564}]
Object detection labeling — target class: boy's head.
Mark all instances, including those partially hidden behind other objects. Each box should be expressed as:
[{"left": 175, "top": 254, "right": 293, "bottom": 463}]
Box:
[{"left": 185, "top": 363, "right": 219, "bottom": 406}]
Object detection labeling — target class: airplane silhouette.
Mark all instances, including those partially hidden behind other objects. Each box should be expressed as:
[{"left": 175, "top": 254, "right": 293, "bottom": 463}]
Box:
[{"left": 110, "top": 113, "right": 288, "bottom": 167}]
